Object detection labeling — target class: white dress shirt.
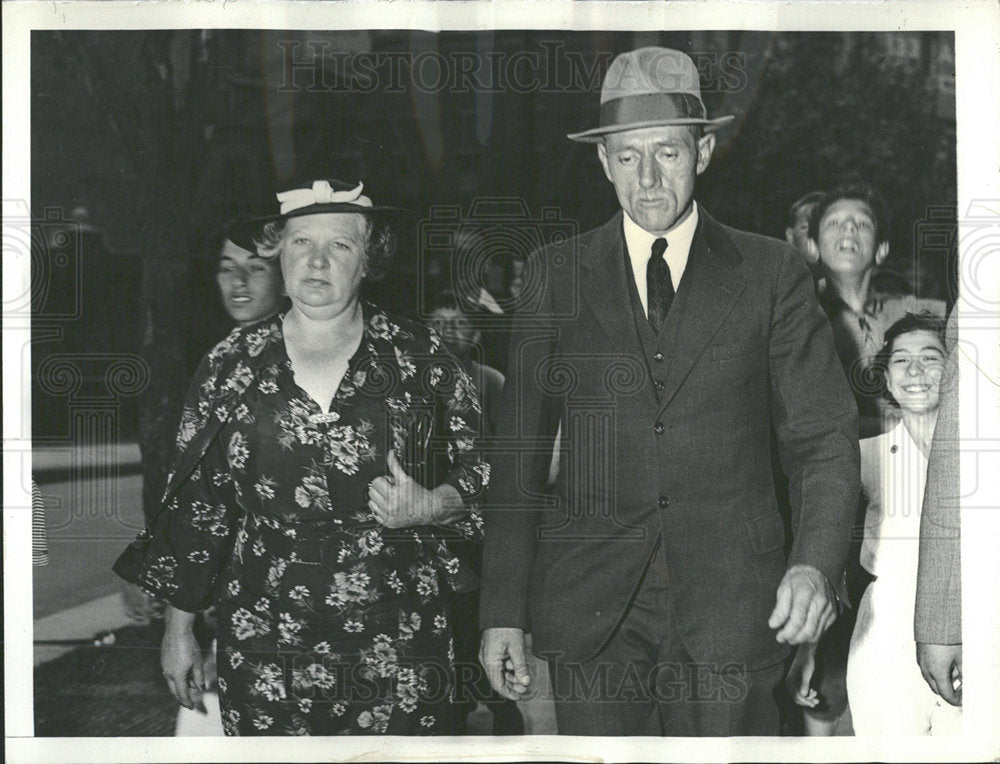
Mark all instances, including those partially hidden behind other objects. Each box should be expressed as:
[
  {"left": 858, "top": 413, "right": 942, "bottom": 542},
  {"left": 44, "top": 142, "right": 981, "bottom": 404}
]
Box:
[{"left": 623, "top": 201, "right": 699, "bottom": 318}]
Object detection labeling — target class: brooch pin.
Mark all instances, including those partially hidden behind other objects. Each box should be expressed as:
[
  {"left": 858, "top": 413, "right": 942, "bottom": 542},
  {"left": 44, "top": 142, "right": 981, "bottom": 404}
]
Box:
[{"left": 308, "top": 411, "right": 341, "bottom": 425}]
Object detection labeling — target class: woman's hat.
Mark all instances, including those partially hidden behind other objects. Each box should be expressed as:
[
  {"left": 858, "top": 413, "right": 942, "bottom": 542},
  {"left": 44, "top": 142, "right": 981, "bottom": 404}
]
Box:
[
  {"left": 231, "top": 179, "right": 408, "bottom": 247},
  {"left": 258, "top": 178, "right": 407, "bottom": 222},
  {"left": 567, "top": 47, "right": 735, "bottom": 143}
]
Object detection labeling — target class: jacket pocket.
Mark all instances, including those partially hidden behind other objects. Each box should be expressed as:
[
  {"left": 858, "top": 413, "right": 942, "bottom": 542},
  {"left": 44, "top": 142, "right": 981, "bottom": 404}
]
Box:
[
  {"left": 744, "top": 512, "right": 785, "bottom": 555},
  {"left": 710, "top": 341, "right": 765, "bottom": 362}
]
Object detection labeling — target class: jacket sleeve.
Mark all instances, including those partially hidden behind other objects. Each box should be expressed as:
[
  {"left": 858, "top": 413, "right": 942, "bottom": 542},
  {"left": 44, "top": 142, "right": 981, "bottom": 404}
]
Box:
[
  {"left": 915, "top": 327, "right": 961, "bottom": 644},
  {"left": 768, "top": 247, "right": 860, "bottom": 596},
  {"left": 478, "top": 280, "right": 560, "bottom": 631}
]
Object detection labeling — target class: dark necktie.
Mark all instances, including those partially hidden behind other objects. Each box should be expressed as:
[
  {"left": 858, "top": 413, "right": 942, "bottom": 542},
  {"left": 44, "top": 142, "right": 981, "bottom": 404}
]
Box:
[{"left": 646, "top": 237, "right": 674, "bottom": 333}]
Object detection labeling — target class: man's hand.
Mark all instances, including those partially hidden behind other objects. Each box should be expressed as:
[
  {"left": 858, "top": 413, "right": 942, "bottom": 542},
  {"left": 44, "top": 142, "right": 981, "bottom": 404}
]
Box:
[
  {"left": 480, "top": 627, "right": 531, "bottom": 701},
  {"left": 768, "top": 564, "right": 837, "bottom": 644},
  {"left": 916, "top": 642, "right": 962, "bottom": 706}
]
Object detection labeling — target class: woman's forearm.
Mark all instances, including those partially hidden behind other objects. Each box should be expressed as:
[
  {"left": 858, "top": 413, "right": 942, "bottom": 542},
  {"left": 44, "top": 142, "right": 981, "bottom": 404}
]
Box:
[
  {"left": 165, "top": 604, "right": 197, "bottom": 633},
  {"left": 428, "top": 483, "right": 467, "bottom": 525}
]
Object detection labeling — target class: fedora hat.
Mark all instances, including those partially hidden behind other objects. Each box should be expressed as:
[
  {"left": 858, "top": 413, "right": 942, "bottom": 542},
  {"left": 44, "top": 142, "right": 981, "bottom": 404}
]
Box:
[{"left": 567, "top": 47, "right": 735, "bottom": 143}]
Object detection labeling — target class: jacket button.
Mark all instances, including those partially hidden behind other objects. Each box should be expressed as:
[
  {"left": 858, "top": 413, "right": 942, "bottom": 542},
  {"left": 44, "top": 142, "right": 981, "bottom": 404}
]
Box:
[
  {"left": 595, "top": 610, "right": 601, "bottom": 617},
  {"left": 658, "top": 496, "right": 670, "bottom": 509},
  {"left": 653, "top": 352, "right": 665, "bottom": 363},
  {"left": 654, "top": 422, "right": 665, "bottom": 434},
  {"left": 654, "top": 380, "right": 665, "bottom": 391}
]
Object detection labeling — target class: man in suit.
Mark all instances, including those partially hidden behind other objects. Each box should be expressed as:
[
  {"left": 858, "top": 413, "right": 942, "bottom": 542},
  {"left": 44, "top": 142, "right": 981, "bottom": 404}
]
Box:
[
  {"left": 478, "top": 47, "right": 860, "bottom": 736},
  {"left": 915, "top": 309, "right": 962, "bottom": 707}
]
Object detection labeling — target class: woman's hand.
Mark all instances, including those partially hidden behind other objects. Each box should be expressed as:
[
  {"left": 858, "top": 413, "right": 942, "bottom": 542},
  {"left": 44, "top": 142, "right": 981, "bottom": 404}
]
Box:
[
  {"left": 161, "top": 606, "right": 205, "bottom": 710},
  {"left": 368, "top": 451, "right": 465, "bottom": 528},
  {"left": 786, "top": 641, "right": 820, "bottom": 708}
]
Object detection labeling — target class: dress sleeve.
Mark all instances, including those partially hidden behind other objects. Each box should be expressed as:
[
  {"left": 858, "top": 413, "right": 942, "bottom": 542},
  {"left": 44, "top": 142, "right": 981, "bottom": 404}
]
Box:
[
  {"left": 429, "top": 339, "right": 489, "bottom": 542},
  {"left": 113, "top": 346, "right": 245, "bottom": 613}
]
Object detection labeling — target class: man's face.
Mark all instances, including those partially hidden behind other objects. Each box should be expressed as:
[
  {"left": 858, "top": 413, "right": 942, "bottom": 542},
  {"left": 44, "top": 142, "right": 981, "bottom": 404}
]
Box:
[
  {"left": 811, "top": 198, "right": 887, "bottom": 277},
  {"left": 598, "top": 125, "right": 715, "bottom": 233},
  {"left": 786, "top": 204, "right": 818, "bottom": 262},
  {"left": 428, "top": 306, "right": 477, "bottom": 357}
]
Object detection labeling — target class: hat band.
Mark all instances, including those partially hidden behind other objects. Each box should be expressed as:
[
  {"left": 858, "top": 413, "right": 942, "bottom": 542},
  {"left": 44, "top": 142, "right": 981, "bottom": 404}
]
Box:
[
  {"left": 276, "top": 180, "right": 373, "bottom": 215},
  {"left": 599, "top": 92, "right": 707, "bottom": 130}
]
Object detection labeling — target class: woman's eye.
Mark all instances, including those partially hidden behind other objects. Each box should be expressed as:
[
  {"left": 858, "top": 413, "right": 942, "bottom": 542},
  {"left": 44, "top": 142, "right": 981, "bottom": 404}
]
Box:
[{"left": 892, "top": 357, "right": 909, "bottom": 364}]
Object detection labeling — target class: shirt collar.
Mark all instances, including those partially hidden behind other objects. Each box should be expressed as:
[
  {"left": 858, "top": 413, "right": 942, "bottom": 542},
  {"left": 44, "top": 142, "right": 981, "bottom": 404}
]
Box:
[{"left": 622, "top": 201, "right": 699, "bottom": 294}]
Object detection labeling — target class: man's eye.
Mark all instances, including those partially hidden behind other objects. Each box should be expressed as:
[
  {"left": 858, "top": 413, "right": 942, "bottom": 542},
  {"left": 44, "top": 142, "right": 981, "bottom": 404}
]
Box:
[
  {"left": 892, "top": 357, "right": 909, "bottom": 364},
  {"left": 618, "top": 154, "right": 637, "bottom": 165},
  {"left": 922, "top": 355, "right": 943, "bottom": 364}
]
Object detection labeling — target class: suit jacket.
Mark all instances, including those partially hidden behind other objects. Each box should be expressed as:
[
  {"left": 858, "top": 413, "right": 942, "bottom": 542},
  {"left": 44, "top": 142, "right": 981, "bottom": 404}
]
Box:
[
  {"left": 480, "top": 208, "right": 860, "bottom": 670},
  {"left": 915, "top": 309, "right": 961, "bottom": 644}
]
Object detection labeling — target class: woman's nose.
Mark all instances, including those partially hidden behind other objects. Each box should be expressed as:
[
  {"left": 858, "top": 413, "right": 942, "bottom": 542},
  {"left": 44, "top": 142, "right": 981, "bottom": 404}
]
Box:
[
  {"left": 308, "top": 247, "right": 329, "bottom": 267},
  {"left": 232, "top": 270, "right": 248, "bottom": 286}
]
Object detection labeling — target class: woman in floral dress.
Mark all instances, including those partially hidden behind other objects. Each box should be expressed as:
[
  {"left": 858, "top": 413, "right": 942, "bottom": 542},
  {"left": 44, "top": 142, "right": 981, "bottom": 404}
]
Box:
[{"left": 115, "top": 179, "right": 490, "bottom": 735}]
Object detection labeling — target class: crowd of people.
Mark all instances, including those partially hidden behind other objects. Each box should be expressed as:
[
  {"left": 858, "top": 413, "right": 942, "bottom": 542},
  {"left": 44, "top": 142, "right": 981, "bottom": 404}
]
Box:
[{"left": 112, "top": 47, "right": 961, "bottom": 738}]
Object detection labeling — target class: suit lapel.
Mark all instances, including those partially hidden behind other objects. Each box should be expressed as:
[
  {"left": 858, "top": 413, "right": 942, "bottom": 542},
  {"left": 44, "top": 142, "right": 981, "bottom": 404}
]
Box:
[
  {"left": 657, "top": 211, "right": 747, "bottom": 413},
  {"left": 580, "top": 212, "right": 644, "bottom": 351}
]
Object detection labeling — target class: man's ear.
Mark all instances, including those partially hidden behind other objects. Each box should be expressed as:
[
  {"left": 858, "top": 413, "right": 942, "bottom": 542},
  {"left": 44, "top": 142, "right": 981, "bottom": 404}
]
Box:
[
  {"left": 875, "top": 241, "right": 890, "bottom": 266},
  {"left": 597, "top": 142, "right": 612, "bottom": 182},
  {"left": 806, "top": 238, "right": 821, "bottom": 267},
  {"left": 696, "top": 131, "right": 716, "bottom": 175},
  {"left": 785, "top": 228, "right": 795, "bottom": 246}
]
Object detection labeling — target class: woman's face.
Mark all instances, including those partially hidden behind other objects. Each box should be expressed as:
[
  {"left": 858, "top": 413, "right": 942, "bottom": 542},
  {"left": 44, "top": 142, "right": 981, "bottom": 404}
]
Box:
[
  {"left": 280, "top": 213, "right": 369, "bottom": 318},
  {"left": 216, "top": 239, "right": 284, "bottom": 326},
  {"left": 885, "top": 329, "right": 947, "bottom": 415}
]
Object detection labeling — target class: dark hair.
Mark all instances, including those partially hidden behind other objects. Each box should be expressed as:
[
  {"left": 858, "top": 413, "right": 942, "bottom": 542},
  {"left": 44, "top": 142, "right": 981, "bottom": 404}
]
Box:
[
  {"left": 869, "top": 311, "right": 948, "bottom": 407},
  {"left": 809, "top": 179, "right": 890, "bottom": 246},
  {"left": 254, "top": 214, "right": 397, "bottom": 281},
  {"left": 426, "top": 288, "right": 486, "bottom": 317},
  {"left": 785, "top": 191, "right": 825, "bottom": 229}
]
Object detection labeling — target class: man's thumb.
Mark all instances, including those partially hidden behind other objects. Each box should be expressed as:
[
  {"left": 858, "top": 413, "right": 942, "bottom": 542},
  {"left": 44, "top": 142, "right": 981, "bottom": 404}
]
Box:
[{"left": 769, "top": 585, "right": 791, "bottom": 629}]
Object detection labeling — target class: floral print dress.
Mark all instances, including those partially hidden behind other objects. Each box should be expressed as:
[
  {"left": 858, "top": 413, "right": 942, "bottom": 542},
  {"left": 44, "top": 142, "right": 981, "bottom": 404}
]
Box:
[{"left": 114, "top": 305, "right": 489, "bottom": 735}]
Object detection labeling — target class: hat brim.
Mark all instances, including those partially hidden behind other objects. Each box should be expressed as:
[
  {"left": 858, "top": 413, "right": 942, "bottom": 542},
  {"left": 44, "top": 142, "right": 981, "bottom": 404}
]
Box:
[
  {"left": 229, "top": 203, "right": 410, "bottom": 253},
  {"left": 567, "top": 114, "right": 735, "bottom": 143},
  {"left": 248, "top": 202, "right": 411, "bottom": 226}
]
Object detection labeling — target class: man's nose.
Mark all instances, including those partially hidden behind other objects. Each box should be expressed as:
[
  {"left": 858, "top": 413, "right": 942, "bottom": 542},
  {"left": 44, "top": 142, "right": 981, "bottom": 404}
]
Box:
[
  {"left": 842, "top": 218, "right": 858, "bottom": 233},
  {"left": 906, "top": 358, "right": 923, "bottom": 375},
  {"left": 638, "top": 154, "right": 659, "bottom": 188}
]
